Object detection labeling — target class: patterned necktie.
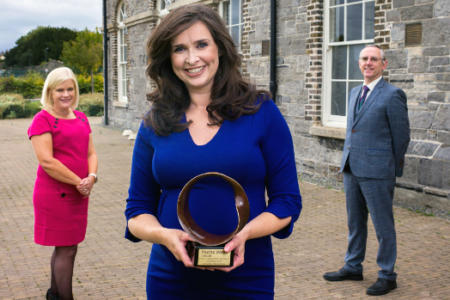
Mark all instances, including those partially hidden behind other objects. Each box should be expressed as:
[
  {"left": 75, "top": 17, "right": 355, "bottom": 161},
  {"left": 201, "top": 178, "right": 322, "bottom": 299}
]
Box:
[{"left": 358, "top": 85, "right": 370, "bottom": 111}]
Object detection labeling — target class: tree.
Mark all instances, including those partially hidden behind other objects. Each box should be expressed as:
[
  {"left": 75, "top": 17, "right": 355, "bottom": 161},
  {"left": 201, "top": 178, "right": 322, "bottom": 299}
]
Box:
[
  {"left": 61, "top": 30, "right": 103, "bottom": 93},
  {"left": 4, "top": 27, "right": 77, "bottom": 67}
]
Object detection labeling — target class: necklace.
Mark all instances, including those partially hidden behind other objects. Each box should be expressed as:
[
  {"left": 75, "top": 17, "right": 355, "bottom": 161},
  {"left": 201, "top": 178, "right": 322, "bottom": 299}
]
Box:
[{"left": 48, "top": 107, "right": 75, "bottom": 119}]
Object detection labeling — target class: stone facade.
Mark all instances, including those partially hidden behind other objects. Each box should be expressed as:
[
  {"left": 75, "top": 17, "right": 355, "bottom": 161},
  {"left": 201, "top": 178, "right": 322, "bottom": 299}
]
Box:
[
  {"left": 384, "top": 0, "right": 450, "bottom": 216},
  {"left": 105, "top": 0, "right": 450, "bottom": 216},
  {"left": 105, "top": 0, "right": 156, "bottom": 131}
]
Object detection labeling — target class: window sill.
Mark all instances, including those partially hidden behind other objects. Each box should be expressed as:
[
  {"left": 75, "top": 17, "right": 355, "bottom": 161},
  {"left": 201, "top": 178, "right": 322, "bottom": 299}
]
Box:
[
  {"left": 309, "top": 125, "right": 346, "bottom": 140},
  {"left": 113, "top": 101, "right": 128, "bottom": 108}
]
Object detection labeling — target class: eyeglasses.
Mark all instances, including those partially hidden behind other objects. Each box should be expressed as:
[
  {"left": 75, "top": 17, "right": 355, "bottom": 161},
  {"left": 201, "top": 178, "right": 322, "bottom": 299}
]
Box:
[{"left": 359, "top": 56, "right": 384, "bottom": 63}]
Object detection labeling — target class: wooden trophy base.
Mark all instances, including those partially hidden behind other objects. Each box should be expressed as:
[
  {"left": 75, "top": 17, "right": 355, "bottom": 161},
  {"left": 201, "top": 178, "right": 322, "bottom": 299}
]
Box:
[{"left": 187, "top": 242, "right": 234, "bottom": 267}]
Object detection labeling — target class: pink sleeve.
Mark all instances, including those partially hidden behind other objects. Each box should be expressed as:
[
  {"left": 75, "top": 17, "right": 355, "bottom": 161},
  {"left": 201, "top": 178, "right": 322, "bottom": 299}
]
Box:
[{"left": 27, "top": 111, "right": 51, "bottom": 139}]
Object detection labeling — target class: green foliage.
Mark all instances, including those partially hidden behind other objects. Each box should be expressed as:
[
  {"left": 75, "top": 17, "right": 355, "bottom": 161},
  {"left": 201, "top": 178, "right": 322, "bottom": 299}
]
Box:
[
  {"left": 0, "top": 93, "right": 25, "bottom": 103},
  {"left": 0, "top": 72, "right": 103, "bottom": 98},
  {"left": 0, "top": 72, "right": 44, "bottom": 98},
  {"left": 78, "top": 93, "right": 104, "bottom": 116},
  {"left": 4, "top": 27, "right": 77, "bottom": 67},
  {"left": 61, "top": 30, "right": 103, "bottom": 91},
  {"left": 76, "top": 74, "right": 104, "bottom": 94},
  {"left": 24, "top": 101, "right": 42, "bottom": 116},
  {"left": 0, "top": 92, "right": 104, "bottom": 119},
  {"left": 3, "top": 104, "right": 24, "bottom": 118},
  {"left": 0, "top": 76, "right": 18, "bottom": 92},
  {"left": 0, "top": 93, "right": 41, "bottom": 119},
  {"left": 19, "top": 72, "right": 45, "bottom": 98},
  {"left": 61, "top": 30, "right": 103, "bottom": 93}
]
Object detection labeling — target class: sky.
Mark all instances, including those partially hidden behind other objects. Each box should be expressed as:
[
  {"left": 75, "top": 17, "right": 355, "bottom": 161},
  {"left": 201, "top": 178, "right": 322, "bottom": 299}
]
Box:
[{"left": 0, "top": 0, "right": 103, "bottom": 53}]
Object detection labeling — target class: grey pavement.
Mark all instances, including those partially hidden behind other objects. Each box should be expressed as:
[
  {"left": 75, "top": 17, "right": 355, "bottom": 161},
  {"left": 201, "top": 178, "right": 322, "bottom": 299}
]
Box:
[{"left": 0, "top": 117, "right": 449, "bottom": 299}]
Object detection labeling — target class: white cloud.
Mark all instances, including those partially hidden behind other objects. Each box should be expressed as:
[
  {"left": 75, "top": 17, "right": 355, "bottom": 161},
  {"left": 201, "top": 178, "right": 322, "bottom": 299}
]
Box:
[{"left": 0, "top": 0, "right": 102, "bottom": 53}]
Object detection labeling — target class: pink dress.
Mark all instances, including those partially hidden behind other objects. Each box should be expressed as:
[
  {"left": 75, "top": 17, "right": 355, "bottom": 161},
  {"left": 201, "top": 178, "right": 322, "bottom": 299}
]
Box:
[{"left": 28, "top": 110, "right": 91, "bottom": 246}]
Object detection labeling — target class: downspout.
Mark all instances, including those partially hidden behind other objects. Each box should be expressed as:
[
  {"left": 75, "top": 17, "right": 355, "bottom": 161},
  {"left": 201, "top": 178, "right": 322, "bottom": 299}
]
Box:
[
  {"left": 270, "top": 0, "right": 277, "bottom": 102},
  {"left": 102, "top": 0, "right": 109, "bottom": 125}
]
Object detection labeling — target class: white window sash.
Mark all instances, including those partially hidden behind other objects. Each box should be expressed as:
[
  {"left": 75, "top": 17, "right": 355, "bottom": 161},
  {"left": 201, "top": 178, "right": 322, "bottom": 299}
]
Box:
[
  {"left": 322, "top": 0, "right": 374, "bottom": 128},
  {"left": 117, "top": 3, "right": 127, "bottom": 103}
]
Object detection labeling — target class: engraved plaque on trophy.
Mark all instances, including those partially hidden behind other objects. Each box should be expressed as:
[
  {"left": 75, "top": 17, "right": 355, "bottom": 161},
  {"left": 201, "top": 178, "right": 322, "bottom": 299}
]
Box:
[{"left": 177, "top": 172, "right": 249, "bottom": 267}]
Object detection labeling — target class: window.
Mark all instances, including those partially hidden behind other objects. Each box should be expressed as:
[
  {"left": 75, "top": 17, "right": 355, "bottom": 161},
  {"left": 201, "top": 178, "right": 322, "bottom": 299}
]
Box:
[
  {"left": 117, "top": 2, "right": 128, "bottom": 103},
  {"left": 323, "top": 0, "right": 375, "bottom": 128},
  {"left": 158, "top": 0, "right": 170, "bottom": 16},
  {"left": 219, "top": 0, "right": 243, "bottom": 50}
]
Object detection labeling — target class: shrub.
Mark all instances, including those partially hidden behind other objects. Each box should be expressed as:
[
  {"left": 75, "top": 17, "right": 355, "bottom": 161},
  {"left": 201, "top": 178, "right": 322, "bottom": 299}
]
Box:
[
  {"left": 0, "top": 93, "right": 41, "bottom": 119},
  {"left": 21, "top": 72, "right": 44, "bottom": 98},
  {"left": 0, "top": 76, "right": 18, "bottom": 93},
  {"left": 0, "top": 91, "right": 104, "bottom": 119},
  {"left": 0, "top": 72, "right": 103, "bottom": 99},
  {"left": 0, "top": 93, "right": 25, "bottom": 119},
  {"left": 78, "top": 93, "right": 104, "bottom": 116},
  {"left": 76, "top": 73, "right": 104, "bottom": 94},
  {"left": 24, "top": 101, "right": 42, "bottom": 116},
  {"left": 0, "top": 93, "right": 25, "bottom": 103},
  {"left": 77, "top": 74, "right": 90, "bottom": 94},
  {"left": 94, "top": 73, "right": 104, "bottom": 93},
  {"left": 0, "top": 72, "right": 44, "bottom": 98},
  {"left": 3, "top": 104, "right": 25, "bottom": 118},
  {"left": 0, "top": 103, "right": 9, "bottom": 118}
]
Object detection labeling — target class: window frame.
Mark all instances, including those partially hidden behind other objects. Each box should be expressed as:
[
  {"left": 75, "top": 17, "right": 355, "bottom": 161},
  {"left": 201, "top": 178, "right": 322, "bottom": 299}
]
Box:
[
  {"left": 219, "top": 0, "right": 243, "bottom": 51},
  {"left": 322, "top": 0, "right": 375, "bottom": 128},
  {"left": 157, "top": 0, "right": 170, "bottom": 17},
  {"left": 117, "top": 2, "right": 128, "bottom": 103}
]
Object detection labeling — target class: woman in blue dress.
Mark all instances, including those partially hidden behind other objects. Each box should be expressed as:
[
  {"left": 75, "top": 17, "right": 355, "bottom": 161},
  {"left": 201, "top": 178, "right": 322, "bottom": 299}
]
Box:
[{"left": 125, "top": 4, "right": 302, "bottom": 299}]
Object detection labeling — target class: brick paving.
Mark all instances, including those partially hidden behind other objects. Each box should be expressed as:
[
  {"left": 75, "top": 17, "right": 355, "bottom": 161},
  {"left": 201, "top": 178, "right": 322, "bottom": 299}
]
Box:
[{"left": 0, "top": 117, "right": 448, "bottom": 300}]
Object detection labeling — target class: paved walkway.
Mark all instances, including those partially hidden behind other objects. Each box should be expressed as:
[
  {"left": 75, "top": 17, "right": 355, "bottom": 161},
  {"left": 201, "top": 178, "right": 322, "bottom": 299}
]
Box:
[{"left": 0, "top": 117, "right": 448, "bottom": 299}]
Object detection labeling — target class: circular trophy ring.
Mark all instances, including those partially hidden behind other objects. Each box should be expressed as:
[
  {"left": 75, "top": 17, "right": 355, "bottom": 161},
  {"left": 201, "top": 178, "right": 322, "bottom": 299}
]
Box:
[{"left": 177, "top": 172, "right": 250, "bottom": 246}]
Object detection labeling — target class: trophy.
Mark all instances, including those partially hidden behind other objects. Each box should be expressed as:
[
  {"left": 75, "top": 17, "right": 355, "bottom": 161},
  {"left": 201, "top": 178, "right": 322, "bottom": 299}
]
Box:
[{"left": 177, "top": 172, "right": 249, "bottom": 267}]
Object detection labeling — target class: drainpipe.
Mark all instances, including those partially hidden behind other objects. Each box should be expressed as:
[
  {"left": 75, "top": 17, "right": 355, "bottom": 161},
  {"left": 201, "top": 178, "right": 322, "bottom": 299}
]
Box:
[
  {"left": 102, "top": 0, "right": 109, "bottom": 125},
  {"left": 270, "top": 0, "right": 277, "bottom": 102}
]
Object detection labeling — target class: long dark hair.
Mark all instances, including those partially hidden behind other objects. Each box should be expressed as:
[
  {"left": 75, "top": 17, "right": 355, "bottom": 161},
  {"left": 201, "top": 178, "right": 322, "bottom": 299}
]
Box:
[{"left": 145, "top": 4, "right": 270, "bottom": 136}]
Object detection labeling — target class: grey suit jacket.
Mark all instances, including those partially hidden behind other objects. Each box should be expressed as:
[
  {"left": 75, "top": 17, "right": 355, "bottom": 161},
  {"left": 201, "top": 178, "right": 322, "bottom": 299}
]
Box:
[{"left": 340, "top": 78, "right": 410, "bottom": 179}]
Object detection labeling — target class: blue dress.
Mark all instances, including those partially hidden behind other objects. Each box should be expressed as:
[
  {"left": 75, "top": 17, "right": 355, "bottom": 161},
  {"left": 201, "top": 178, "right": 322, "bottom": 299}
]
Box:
[{"left": 125, "top": 100, "right": 302, "bottom": 300}]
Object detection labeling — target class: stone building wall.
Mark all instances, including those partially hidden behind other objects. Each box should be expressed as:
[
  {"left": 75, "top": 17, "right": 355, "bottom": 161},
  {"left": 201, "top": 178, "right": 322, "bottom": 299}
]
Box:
[
  {"left": 105, "top": 0, "right": 450, "bottom": 215},
  {"left": 105, "top": 0, "right": 156, "bottom": 132},
  {"left": 384, "top": 0, "right": 450, "bottom": 215},
  {"left": 246, "top": 0, "right": 345, "bottom": 188},
  {"left": 244, "top": 0, "right": 449, "bottom": 215}
]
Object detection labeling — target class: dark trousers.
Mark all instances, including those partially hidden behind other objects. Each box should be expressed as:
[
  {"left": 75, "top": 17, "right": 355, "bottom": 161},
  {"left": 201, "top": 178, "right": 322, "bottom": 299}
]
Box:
[{"left": 343, "top": 169, "right": 397, "bottom": 280}]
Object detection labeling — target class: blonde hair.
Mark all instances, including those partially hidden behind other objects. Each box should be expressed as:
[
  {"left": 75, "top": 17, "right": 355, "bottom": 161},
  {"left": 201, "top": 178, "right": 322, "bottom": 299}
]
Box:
[{"left": 40, "top": 67, "right": 80, "bottom": 109}]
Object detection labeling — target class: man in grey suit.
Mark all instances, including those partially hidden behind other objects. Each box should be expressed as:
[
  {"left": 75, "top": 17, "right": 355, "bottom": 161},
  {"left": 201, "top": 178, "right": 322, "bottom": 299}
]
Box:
[{"left": 323, "top": 45, "right": 410, "bottom": 296}]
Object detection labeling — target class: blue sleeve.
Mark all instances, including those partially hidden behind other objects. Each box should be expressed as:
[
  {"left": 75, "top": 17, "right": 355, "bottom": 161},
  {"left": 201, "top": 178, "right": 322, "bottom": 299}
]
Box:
[
  {"left": 124, "top": 122, "right": 161, "bottom": 242},
  {"left": 260, "top": 100, "right": 302, "bottom": 239}
]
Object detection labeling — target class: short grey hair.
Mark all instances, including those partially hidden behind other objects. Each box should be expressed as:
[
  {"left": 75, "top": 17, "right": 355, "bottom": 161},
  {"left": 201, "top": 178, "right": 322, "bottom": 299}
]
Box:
[{"left": 360, "top": 44, "right": 385, "bottom": 61}]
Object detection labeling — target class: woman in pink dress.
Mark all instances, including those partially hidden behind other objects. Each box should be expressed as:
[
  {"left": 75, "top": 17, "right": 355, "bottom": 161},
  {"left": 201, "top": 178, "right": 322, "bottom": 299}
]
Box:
[{"left": 28, "top": 67, "right": 98, "bottom": 300}]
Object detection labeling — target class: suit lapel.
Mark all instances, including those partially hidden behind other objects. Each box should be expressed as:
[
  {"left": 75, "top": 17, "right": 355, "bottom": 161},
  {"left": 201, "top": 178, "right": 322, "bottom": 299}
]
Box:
[{"left": 353, "top": 79, "right": 385, "bottom": 127}]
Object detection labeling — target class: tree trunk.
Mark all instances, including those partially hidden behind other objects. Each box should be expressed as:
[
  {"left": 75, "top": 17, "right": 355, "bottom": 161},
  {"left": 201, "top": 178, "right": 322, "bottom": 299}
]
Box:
[{"left": 90, "top": 69, "right": 95, "bottom": 93}]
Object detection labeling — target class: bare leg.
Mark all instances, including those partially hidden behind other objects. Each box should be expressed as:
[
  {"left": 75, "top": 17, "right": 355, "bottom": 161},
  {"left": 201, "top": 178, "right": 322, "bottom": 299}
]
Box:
[{"left": 53, "top": 245, "right": 78, "bottom": 300}]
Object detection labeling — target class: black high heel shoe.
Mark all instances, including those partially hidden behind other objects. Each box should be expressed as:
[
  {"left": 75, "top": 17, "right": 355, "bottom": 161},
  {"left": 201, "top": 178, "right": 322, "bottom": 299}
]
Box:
[{"left": 46, "top": 288, "right": 60, "bottom": 300}]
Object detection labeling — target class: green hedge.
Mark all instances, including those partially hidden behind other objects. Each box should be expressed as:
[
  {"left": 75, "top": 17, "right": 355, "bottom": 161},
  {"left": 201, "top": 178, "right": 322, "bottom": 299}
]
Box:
[
  {"left": 0, "top": 93, "right": 42, "bottom": 119},
  {"left": 77, "top": 74, "right": 104, "bottom": 94},
  {"left": 78, "top": 93, "right": 104, "bottom": 116},
  {"left": 0, "top": 72, "right": 44, "bottom": 99},
  {"left": 0, "top": 92, "right": 104, "bottom": 119},
  {"left": 0, "top": 72, "right": 104, "bottom": 99}
]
